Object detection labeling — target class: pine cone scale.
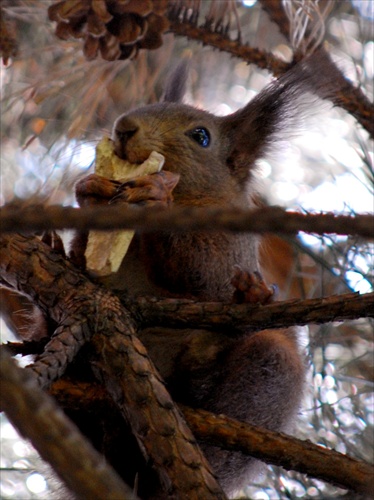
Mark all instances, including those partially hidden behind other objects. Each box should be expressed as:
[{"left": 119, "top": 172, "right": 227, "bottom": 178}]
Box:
[{"left": 48, "top": 0, "right": 170, "bottom": 61}]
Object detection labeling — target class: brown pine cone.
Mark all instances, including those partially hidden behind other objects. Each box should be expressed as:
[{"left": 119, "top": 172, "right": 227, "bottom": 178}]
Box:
[{"left": 48, "top": 0, "right": 170, "bottom": 61}]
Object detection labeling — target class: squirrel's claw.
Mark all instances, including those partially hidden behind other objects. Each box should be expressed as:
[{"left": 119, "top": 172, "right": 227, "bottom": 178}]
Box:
[
  {"left": 231, "top": 268, "right": 277, "bottom": 305},
  {"left": 111, "top": 171, "right": 180, "bottom": 207}
]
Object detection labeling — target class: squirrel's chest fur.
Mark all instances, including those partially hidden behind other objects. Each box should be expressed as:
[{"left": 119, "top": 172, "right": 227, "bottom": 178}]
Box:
[{"left": 109, "top": 230, "right": 259, "bottom": 301}]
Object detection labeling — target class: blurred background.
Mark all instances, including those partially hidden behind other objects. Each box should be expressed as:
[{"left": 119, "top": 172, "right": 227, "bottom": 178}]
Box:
[{"left": 0, "top": 0, "right": 373, "bottom": 498}]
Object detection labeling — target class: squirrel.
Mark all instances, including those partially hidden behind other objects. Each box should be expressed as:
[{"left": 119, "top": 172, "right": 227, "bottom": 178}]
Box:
[{"left": 71, "top": 50, "right": 341, "bottom": 497}]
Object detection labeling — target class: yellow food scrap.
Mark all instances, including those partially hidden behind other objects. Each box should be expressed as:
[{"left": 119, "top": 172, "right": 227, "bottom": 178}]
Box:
[{"left": 85, "top": 137, "right": 164, "bottom": 275}]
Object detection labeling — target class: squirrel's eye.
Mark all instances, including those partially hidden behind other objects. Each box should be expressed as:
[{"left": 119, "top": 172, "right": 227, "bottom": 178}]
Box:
[{"left": 189, "top": 127, "right": 210, "bottom": 147}]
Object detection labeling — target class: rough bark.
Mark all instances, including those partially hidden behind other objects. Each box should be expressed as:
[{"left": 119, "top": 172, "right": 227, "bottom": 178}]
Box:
[
  {"left": 129, "top": 292, "right": 374, "bottom": 332},
  {"left": 48, "top": 378, "right": 374, "bottom": 496},
  {"left": 0, "top": 232, "right": 226, "bottom": 500}
]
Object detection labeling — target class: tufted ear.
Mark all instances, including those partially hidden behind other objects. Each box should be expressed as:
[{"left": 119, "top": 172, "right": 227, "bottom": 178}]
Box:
[
  {"left": 220, "top": 48, "right": 342, "bottom": 184},
  {"left": 162, "top": 60, "right": 190, "bottom": 103}
]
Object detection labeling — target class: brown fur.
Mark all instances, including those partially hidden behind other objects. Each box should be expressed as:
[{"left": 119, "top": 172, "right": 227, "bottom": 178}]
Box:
[{"left": 72, "top": 51, "right": 341, "bottom": 497}]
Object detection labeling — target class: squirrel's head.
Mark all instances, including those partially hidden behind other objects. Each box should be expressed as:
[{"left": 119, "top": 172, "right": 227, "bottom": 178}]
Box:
[
  {"left": 112, "top": 52, "right": 336, "bottom": 205},
  {"left": 113, "top": 101, "right": 240, "bottom": 204}
]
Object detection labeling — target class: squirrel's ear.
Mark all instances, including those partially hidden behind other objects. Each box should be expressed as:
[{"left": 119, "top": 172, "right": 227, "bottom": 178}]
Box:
[
  {"left": 220, "top": 78, "right": 296, "bottom": 182},
  {"left": 220, "top": 48, "right": 342, "bottom": 183},
  {"left": 162, "top": 60, "right": 190, "bottom": 103}
]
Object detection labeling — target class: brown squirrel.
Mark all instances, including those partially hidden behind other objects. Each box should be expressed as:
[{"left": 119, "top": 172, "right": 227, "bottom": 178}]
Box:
[{"left": 71, "top": 50, "right": 340, "bottom": 497}]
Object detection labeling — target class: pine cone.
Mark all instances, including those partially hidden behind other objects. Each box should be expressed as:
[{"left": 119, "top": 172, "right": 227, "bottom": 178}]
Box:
[{"left": 48, "top": 0, "right": 170, "bottom": 61}]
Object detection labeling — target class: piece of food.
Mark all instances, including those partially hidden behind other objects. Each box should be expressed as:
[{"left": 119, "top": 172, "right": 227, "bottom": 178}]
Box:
[{"left": 85, "top": 136, "right": 164, "bottom": 274}]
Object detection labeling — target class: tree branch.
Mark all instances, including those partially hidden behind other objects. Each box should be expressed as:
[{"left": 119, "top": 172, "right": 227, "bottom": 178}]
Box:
[
  {"left": 1, "top": 204, "right": 373, "bottom": 238},
  {"left": 129, "top": 292, "right": 374, "bottom": 332},
  {"left": 168, "top": 20, "right": 290, "bottom": 76},
  {"left": 183, "top": 406, "right": 374, "bottom": 496},
  {"left": 48, "top": 379, "right": 374, "bottom": 496},
  {"left": 169, "top": 7, "right": 374, "bottom": 138},
  {"left": 5, "top": 290, "right": 373, "bottom": 356},
  {"left": 0, "top": 346, "right": 137, "bottom": 500},
  {"left": 258, "top": 0, "right": 291, "bottom": 39},
  {"left": 0, "top": 233, "right": 226, "bottom": 499},
  {"left": 1, "top": 225, "right": 373, "bottom": 497},
  {"left": 257, "top": 0, "right": 374, "bottom": 138}
]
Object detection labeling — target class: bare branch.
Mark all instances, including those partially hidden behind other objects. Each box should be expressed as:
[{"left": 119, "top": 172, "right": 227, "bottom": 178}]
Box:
[
  {"left": 130, "top": 292, "right": 374, "bottom": 332},
  {"left": 182, "top": 406, "right": 374, "bottom": 496},
  {"left": 168, "top": 20, "right": 290, "bottom": 76},
  {"left": 1, "top": 204, "right": 373, "bottom": 238},
  {"left": 0, "top": 346, "right": 137, "bottom": 500},
  {"left": 6, "top": 290, "right": 373, "bottom": 354},
  {"left": 258, "top": 0, "right": 291, "bottom": 39},
  {"left": 48, "top": 379, "right": 374, "bottom": 496}
]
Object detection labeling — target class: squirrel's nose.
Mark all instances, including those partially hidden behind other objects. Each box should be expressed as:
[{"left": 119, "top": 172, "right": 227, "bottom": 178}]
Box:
[{"left": 112, "top": 117, "right": 138, "bottom": 159}]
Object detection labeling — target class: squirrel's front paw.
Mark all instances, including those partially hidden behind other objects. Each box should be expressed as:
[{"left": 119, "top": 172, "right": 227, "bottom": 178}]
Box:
[
  {"left": 75, "top": 174, "right": 120, "bottom": 206},
  {"left": 111, "top": 171, "right": 180, "bottom": 207},
  {"left": 231, "top": 268, "right": 277, "bottom": 305}
]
